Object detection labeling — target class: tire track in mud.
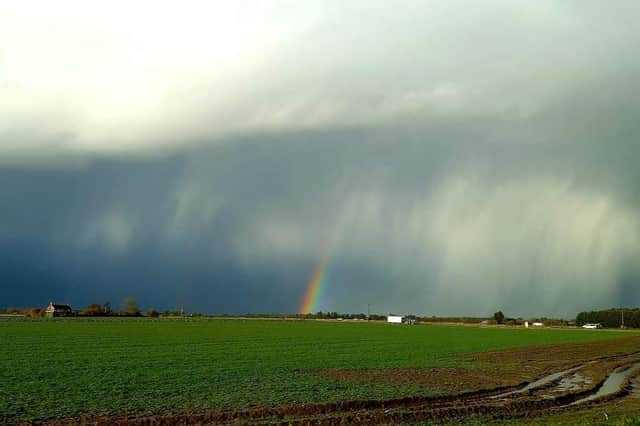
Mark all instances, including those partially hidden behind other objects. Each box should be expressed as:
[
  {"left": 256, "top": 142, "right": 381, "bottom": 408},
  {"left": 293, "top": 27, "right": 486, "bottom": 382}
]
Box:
[{"left": 278, "top": 354, "right": 640, "bottom": 425}]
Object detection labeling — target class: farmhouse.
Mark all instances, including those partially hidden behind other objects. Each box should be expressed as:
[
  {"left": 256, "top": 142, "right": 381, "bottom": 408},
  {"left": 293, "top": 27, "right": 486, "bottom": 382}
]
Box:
[{"left": 45, "top": 302, "right": 73, "bottom": 318}]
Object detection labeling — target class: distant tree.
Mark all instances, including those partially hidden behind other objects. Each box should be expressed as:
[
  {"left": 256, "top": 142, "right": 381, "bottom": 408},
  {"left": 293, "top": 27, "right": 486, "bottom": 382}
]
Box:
[
  {"left": 493, "top": 311, "right": 505, "bottom": 325},
  {"left": 122, "top": 297, "right": 140, "bottom": 316},
  {"left": 81, "top": 303, "right": 102, "bottom": 316},
  {"left": 103, "top": 302, "right": 112, "bottom": 315},
  {"left": 146, "top": 309, "right": 159, "bottom": 318}
]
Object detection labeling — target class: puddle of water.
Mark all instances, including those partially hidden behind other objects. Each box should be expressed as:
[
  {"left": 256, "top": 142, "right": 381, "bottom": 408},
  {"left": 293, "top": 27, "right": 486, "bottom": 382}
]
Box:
[
  {"left": 538, "top": 372, "right": 593, "bottom": 399},
  {"left": 492, "top": 366, "right": 582, "bottom": 399},
  {"left": 571, "top": 362, "right": 640, "bottom": 405},
  {"left": 555, "top": 373, "right": 592, "bottom": 392}
]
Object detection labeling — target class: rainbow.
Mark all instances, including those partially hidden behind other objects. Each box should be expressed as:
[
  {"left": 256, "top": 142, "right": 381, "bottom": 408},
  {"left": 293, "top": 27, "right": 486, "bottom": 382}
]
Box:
[{"left": 299, "top": 256, "right": 328, "bottom": 314}]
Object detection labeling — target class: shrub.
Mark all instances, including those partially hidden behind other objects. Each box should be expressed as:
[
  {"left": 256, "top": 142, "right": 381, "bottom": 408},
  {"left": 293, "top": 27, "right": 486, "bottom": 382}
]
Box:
[{"left": 25, "top": 308, "right": 44, "bottom": 318}]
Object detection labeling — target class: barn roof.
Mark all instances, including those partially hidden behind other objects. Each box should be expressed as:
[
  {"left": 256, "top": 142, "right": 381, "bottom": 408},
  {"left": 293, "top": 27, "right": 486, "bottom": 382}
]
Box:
[{"left": 49, "top": 303, "right": 72, "bottom": 310}]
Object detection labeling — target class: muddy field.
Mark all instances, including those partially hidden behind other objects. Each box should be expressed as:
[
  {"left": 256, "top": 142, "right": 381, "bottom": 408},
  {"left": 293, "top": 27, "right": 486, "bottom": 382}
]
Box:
[{"left": 31, "top": 336, "right": 640, "bottom": 425}]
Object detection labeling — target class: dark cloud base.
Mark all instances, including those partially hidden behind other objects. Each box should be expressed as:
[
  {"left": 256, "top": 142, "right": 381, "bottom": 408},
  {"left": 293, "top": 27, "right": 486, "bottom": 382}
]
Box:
[{"left": 1, "top": 130, "right": 639, "bottom": 317}]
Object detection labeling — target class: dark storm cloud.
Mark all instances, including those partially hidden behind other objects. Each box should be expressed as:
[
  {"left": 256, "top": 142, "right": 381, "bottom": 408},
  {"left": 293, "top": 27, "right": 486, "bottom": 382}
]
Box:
[{"left": 2, "top": 131, "right": 640, "bottom": 316}]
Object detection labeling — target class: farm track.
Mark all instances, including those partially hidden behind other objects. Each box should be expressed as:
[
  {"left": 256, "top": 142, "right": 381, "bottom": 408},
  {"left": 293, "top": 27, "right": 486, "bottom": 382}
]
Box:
[
  {"left": 29, "top": 340, "right": 640, "bottom": 426},
  {"left": 275, "top": 353, "right": 640, "bottom": 425}
]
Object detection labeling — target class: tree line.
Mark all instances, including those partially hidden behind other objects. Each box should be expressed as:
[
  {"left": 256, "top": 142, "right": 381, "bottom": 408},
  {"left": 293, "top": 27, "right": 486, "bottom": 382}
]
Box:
[
  {"left": 0, "top": 298, "right": 163, "bottom": 318},
  {"left": 73, "top": 298, "right": 159, "bottom": 317},
  {"left": 6, "top": 302, "right": 628, "bottom": 326},
  {"left": 576, "top": 308, "right": 639, "bottom": 328}
]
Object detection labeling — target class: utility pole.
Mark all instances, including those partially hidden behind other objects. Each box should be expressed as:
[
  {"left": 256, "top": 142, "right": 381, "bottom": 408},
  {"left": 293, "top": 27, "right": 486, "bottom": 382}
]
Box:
[
  {"left": 367, "top": 304, "right": 371, "bottom": 322},
  {"left": 621, "top": 308, "right": 625, "bottom": 329}
]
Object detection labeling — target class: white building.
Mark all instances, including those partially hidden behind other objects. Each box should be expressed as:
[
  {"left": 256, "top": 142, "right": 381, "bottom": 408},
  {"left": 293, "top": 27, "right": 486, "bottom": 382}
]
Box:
[{"left": 387, "top": 315, "right": 403, "bottom": 324}]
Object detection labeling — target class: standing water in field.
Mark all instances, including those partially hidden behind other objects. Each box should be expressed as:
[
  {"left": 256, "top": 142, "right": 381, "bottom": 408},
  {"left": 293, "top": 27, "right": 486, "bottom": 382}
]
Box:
[
  {"left": 571, "top": 362, "right": 640, "bottom": 405},
  {"left": 492, "top": 366, "right": 584, "bottom": 399},
  {"left": 554, "top": 373, "right": 592, "bottom": 392}
]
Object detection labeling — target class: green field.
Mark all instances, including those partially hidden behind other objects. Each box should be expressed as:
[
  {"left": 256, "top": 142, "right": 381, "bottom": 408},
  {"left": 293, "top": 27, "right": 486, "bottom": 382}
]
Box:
[{"left": 0, "top": 318, "right": 634, "bottom": 421}]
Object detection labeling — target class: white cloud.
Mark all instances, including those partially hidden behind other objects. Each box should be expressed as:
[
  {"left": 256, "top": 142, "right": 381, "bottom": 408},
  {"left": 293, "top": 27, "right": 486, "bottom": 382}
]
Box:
[
  {"left": 2, "top": 0, "right": 638, "bottom": 160},
  {"left": 0, "top": 0, "right": 307, "bottom": 154}
]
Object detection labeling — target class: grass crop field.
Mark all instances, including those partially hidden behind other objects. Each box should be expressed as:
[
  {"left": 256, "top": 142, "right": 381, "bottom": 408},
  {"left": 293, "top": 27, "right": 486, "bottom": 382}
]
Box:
[{"left": 0, "top": 318, "right": 636, "bottom": 422}]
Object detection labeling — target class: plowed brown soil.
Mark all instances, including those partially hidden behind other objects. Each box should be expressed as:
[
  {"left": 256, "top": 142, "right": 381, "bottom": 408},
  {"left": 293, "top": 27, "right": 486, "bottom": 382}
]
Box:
[
  {"left": 315, "top": 336, "right": 640, "bottom": 394},
  {"left": 318, "top": 367, "right": 508, "bottom": 393}
]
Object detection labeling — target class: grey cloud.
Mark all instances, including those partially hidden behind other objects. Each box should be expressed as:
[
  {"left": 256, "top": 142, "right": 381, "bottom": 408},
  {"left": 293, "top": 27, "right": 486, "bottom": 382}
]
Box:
[{"left": 2, "top": 132, "right": 640, "bottom": 316}]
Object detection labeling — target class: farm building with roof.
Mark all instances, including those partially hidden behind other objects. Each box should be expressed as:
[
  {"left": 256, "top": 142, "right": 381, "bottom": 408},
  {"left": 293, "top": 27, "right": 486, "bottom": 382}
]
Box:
[{"left": 45, "top": 302, "right": 73, "bottom": 318}]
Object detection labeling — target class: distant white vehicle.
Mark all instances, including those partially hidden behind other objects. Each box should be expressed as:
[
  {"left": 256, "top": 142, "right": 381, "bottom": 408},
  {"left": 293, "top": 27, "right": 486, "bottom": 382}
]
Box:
[
  {"left": 532, "top": 322, "right": 544, "bottom": 327},
  {"left": 582, "top": 323, "right": 603, "bottom": 329}
]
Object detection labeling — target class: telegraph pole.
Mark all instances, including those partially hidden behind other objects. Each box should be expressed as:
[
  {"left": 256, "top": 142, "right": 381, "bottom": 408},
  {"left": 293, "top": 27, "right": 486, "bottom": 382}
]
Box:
[
  {"left": 621, "top": 308, "right": 625, "bottom": 329},
  {"left": 367, "top": 304, "right": 371, "bottom": 322}
]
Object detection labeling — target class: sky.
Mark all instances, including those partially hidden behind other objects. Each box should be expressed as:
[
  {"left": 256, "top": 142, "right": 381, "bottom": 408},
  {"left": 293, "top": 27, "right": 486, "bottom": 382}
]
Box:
[{"left": 1, "top": 1, "right": 640, "bottom": 317}]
